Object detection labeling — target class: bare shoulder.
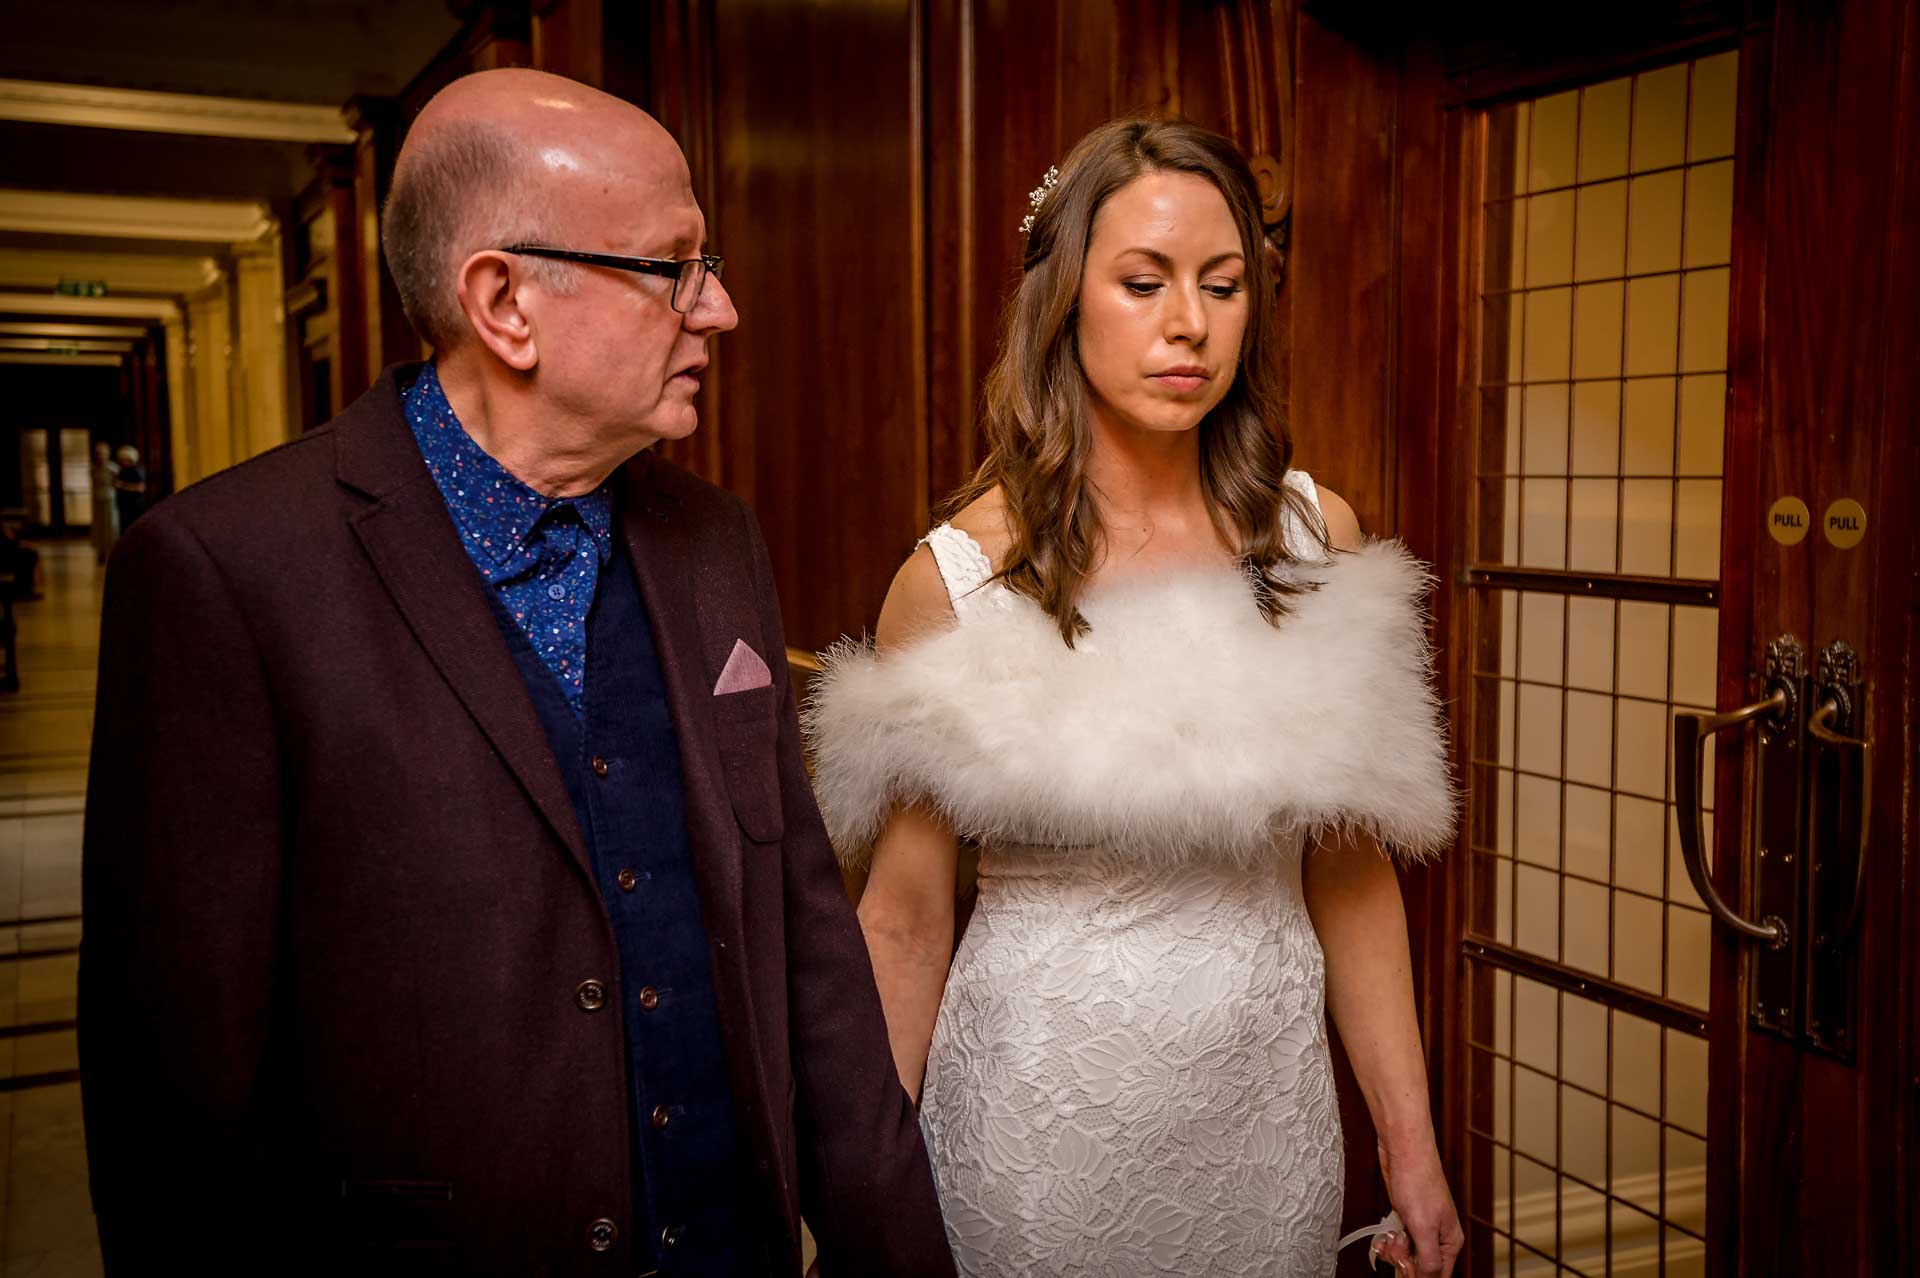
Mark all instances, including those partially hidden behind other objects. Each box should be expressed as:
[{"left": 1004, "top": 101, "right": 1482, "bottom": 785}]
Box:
[
  {"left": 876, "top": 487, "right": 1018, "bottom": 652},
  {"left": 946, "top": 487, "right": 1016, "bottom": 570},
  {"left": 875, "top": 543, "right": 957, "bottom": 654},
  {"left": 1313, "top": 485, "right": 1365, "bottom": 552}
]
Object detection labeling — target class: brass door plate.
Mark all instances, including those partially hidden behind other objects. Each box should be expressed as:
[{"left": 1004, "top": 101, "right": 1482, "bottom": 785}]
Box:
[
  {"left": 1823, "top": 498, "right": 1867, "bottom": 548},
  {"left": 1768, "top": 496, "right": 1811, "bottom": 545}
]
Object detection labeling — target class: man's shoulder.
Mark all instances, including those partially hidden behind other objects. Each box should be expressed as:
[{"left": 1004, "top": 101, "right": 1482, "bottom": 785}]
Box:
[
  {"left": 633, "top": 451, "right": 756, "bottom": 543},
  {"left": 145, "top": 426, "right": 342, "bottom": 547},
  {"left": 145, "top": 364, "right": 416, "bottom": 556}
]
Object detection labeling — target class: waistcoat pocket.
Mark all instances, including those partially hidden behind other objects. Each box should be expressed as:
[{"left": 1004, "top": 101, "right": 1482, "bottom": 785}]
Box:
[{"left": 715, "top": 703, "right": 784, "bottom": 842}]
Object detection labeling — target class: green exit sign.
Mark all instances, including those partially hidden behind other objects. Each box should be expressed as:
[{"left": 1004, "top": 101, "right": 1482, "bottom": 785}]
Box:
[{"left": 56, "top": 279, "right": 108, "bottom": 298}]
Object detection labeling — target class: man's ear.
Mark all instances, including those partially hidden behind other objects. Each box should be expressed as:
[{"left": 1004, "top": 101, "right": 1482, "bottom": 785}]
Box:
[{"left": 454, "top": 251, "right": 539, "bottom": 371}]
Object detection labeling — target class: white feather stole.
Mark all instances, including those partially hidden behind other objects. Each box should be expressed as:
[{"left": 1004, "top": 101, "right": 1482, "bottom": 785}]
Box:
[{"left": 803, "top": 539, "right": 1456, "bottom": 869}]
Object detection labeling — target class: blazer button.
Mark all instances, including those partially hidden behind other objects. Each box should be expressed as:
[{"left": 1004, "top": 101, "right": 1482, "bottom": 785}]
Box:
[
  {"left": 586, "top": 1217, "right": 619, "bottom": 1251},
  {"left": 650, "top": 1103, "right": 670, "bottom": 1130},
  {"left": 616, "top": 868, "right": 638, "bottom": 892},
  {"left": 576, "top": 979, "right": 607, "bottom": 1011},
  {"left": 637, "top": 986, "right": 659, "bottom": 1011},
  {"left": 591, "top": 756, "right": 610, "bottom": 778}
]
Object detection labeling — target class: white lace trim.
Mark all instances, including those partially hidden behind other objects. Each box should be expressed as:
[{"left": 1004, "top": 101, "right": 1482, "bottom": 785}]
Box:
[{"left": 922, "top": 524, "right": 1016, "bottom": 623}]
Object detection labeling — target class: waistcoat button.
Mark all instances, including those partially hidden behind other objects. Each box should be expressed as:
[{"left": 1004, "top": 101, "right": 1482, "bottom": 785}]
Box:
[
  {"left": 638, "top": 986, "right": 659, "bottom": 1011},
  {"left": 591, "top": 755, "right": 610, "bottom": 778},
  {"left": 616, "top": 868, "right": 638, "bottom": 892},
  {"left": 651, "top": 1103, "right": 670, "bottom": 1130}
]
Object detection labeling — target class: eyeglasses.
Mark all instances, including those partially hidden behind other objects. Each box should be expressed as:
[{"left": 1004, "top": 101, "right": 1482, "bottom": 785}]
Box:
[{"left": 500, "top": 245, "right": 725, "bottom": 314}]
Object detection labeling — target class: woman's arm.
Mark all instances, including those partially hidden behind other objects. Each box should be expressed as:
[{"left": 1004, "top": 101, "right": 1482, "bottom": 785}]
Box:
[
  {"left": 857, "top": 802, "right": 960, "bottom": 1098},
  {"left": 849, "top": 542, "right": 966, "bottom": 1099},
  {"left": 1304, "top": 835, "right": 1461, "bottom": 1276}
]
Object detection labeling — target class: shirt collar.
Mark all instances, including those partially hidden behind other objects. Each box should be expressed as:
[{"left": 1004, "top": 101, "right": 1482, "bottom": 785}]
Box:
[{"left": 403, "top": 363, "right": 614, "bottom": 571}]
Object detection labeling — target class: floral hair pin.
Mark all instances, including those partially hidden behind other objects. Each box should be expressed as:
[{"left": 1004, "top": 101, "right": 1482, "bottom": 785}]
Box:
[{"left": 1019, "top": 165, "right": 1060, "bottom": 235}]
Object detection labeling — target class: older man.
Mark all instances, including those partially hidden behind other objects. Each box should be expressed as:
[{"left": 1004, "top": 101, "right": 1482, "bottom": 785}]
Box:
[{"left": 80, "top": 70, "right": 952, "bottom": 1277}]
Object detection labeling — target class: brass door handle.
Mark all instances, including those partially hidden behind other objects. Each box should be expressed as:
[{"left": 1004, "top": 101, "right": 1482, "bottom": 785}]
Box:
[
  {"left": 1674, "top": 688, "right": 1792, "bottom": 948},
  {"left": 1807, "top": 693, "right": 1873, "bottom": 941}
]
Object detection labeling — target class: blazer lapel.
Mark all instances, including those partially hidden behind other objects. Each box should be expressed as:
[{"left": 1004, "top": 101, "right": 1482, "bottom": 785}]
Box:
[
  {"left": 616, "top": 465, "right": 746, "bottom": 950},
  {"left": 337, "top": 368, "right": 590, "bottom": 878}
]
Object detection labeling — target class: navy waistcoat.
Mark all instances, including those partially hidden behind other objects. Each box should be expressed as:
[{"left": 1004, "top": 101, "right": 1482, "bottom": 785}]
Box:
[{"left": 489, "top": 537, "right": 762, "bottom": 1276}]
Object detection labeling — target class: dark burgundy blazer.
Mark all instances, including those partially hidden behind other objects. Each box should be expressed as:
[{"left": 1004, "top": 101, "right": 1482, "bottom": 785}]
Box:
[{"left": 79, "top": 365, "right": 953, "bottom": 1276}]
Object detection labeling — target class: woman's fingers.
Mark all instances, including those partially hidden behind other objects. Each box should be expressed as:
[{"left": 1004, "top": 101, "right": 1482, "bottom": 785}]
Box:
[{"left": 1373, "top": 1229, "right": 1415, "bottom": 1273}]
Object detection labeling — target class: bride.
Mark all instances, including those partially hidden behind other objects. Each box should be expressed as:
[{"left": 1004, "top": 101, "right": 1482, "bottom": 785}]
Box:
[{"left": 806, "top": 118, "right": 1462, "bottom": 1277}]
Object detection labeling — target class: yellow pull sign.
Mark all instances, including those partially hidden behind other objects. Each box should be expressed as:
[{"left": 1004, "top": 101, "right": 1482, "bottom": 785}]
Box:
[
  {"left": 1824, "top": 498, "right": 1867, "bottom": 549},
  {"left": 1768, "top": 496, "right": 1810, "bottom": 545}
]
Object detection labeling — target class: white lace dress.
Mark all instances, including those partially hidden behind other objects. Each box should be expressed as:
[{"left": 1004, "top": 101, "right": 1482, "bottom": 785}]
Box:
[{"left": 805, "top": 474, "right": 1454, "bottom": 1276}]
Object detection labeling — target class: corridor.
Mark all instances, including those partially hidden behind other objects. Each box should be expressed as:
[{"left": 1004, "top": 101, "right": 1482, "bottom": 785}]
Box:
[{"left": 1, "top": 540, "right": 102, "bottom": 1275}]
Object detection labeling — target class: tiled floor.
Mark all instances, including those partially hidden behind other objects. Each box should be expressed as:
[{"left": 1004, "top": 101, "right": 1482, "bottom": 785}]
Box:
[{"left": 1, "top": 540, "right": 100, "bottom": 1276}]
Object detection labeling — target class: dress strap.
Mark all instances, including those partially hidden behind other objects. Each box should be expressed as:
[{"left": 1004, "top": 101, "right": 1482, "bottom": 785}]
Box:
[
  {"left": 1280, "top": 469, "right": 1329, "bottom": 561},
  {"left": 921, "top": 524, "right": 1014, "bottom": 624}
]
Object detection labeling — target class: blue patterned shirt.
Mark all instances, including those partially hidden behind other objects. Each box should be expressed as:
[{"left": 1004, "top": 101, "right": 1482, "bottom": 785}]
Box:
[{"left": 403, "top": 364, "right": 614, "bottom": 711}]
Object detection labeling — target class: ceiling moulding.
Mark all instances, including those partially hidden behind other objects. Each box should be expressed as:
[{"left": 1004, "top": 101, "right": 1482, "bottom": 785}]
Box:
[
  {"left": 0, "top": 189, "right": 274, "bottom": 243},
  {"left": 0, "top": 293, "right": 180, "bottom": 321},
  {"left": 0, "top": 351, "right": 123, "bottom": 367},
  {"left": 0, "top": 321, "right": 148, "bottom": 339},
  {"left": 0, "top": 336, "right": 136, "bottom": 353},
  {"left": 0, "top": 247, "right": 223, "bottom": 294},
  {"left": 0, "top": 78, "right": 355, "bottom": 145}
]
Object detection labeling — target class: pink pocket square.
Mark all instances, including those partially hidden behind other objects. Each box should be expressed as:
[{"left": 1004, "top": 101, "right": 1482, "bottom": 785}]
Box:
[{"left": 713, "top": 639, "right": 773, "bottom": 695}]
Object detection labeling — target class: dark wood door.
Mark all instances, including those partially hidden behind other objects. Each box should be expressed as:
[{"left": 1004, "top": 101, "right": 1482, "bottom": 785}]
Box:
[
  {"left": 1413, "top": 2, "right": 1917, "bottom": 1273},
  {"left": 1706, "top": 1, "right": 1918, "bottom": 1272}
]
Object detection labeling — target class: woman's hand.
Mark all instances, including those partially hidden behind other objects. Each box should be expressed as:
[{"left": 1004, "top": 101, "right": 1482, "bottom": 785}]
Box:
[{"left": 1372, "top": 1134, "right": 1463, "bottom": 1276}]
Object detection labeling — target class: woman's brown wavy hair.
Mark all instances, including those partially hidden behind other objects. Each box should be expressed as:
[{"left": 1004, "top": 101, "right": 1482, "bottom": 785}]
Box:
[{"left": 943, "top": 117, "right": 1327, "bottom": 645}]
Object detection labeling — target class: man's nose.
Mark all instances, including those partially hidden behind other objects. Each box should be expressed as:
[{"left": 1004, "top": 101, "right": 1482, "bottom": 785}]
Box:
[{"left": 687, "top": 273, "right": 739, "bottom": 333}]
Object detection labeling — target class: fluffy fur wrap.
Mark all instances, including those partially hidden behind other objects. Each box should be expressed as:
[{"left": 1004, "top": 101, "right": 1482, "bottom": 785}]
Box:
[{"left": 803, "top": 539, "right": 1456, "bottom": 869}]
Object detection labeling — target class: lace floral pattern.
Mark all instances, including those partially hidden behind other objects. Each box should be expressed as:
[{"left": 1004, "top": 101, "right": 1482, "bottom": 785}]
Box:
[
  {"left": 922, "top": 524, "right": 1017, "bottom": 623},
  {"left": 921, "top": 843, "right": 1344, "bottom": 1275}
]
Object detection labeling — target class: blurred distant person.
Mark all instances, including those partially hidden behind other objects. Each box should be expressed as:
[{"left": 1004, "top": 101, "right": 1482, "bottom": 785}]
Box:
[
  {"left": 110, "top": 445, "right": 146, "bottom": 530},
  {"left": 90, "top": 442, "right": 119, "bottom": 564},
  {"left": 0, "top": 513, "right": 40, "bottom": 601}
]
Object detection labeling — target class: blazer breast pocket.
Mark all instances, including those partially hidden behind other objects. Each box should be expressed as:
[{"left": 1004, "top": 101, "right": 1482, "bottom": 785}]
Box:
[{"left": 714, "top": 688, "right": 784, "bottom": 844}]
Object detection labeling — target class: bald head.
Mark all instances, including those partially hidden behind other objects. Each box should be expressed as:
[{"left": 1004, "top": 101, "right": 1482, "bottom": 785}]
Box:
[{"left": 383, "top": 69, "right": 688, "bottom": 350}]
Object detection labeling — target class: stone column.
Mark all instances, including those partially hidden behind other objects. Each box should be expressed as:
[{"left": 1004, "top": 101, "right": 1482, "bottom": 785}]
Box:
[
  {"left": 163, "top": 315, "right": 191, "bottom": 488},
  {"left": 184, "top": 276, "right": 234, "bottom": 481},
  {"left": 233, "top": 232, "right": 291, "bottom": 460}
]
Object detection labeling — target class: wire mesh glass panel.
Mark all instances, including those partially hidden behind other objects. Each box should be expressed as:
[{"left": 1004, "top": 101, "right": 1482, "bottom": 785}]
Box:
[
  {"left": 1467, "top": 590, "right": 1719, "bottom": 1003},
  {"left": 1478, "top": 52, "right": 1736, "bottom": 581},
  {"left": 1464, "top": 958, "right": 1715, "bottom": 1274},
  {"left": 1465, "top": 48, "right": 1735, "bottom": 1277}
]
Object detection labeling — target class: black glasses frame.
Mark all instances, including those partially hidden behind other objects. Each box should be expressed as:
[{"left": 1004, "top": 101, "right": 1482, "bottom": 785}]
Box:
[{"left": 500, "top": 245, "right": 725, "bottom": 314}]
